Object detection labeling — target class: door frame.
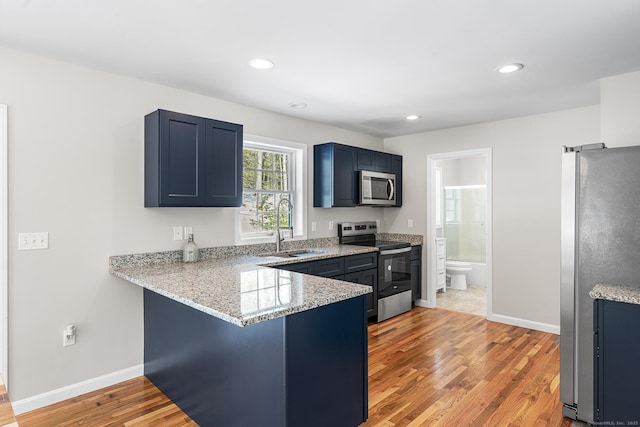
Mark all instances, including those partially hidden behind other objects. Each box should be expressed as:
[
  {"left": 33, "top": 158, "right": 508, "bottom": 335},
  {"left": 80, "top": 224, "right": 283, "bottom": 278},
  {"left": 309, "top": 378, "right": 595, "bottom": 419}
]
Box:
[
  {"left": 1, "top": 104, "right": 7, "bottom": 388},
  {"left": 426, "top": 148, "right": 493, "bottom": 318}
]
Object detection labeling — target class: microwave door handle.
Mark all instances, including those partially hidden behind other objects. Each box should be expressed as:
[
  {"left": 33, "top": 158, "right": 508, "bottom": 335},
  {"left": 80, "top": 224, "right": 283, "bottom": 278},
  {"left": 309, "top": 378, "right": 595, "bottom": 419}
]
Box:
[{"left": 388, "top": 179, "right": 395, "bottom": 200}]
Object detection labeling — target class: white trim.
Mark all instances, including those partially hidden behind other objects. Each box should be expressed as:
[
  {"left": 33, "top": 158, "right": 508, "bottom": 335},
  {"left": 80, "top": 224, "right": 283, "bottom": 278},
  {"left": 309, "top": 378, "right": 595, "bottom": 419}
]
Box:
[
  {"left": 414, "top": 299, "right": 429, "bottom": 308},
  {"left": 426, "top": 148, "right": 493, "bottom": 315},
  {"left": 488, "top": 314, "right": 560, "bottom": 335},
  {"left": 0, "top": 104, "right": 7, "bottom": 389},
  {"left": 12, "top": 364, "right": 144, "bottom": 415}
]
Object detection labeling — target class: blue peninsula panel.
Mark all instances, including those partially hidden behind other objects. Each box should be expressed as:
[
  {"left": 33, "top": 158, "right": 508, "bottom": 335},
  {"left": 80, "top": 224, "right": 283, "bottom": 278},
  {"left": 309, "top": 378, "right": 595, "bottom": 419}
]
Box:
[{"left": 144, "top": 289, "right": 368, "bottom": 427}]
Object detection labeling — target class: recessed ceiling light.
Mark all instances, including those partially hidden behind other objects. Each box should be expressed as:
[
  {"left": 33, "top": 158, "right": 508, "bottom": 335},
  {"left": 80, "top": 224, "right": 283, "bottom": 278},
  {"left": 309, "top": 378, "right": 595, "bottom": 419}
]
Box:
[
  {"left": 290, "top": 103, "right": 307, "bottom": 109},
  {"left": 248, "top": 58, "right": 274, "bottom": 70},
  {"left": 497, "top": 63, "right": 524, "bottom": 74},
  {"left": 406, "top": 115, "right": 421, "bottom": 120}
]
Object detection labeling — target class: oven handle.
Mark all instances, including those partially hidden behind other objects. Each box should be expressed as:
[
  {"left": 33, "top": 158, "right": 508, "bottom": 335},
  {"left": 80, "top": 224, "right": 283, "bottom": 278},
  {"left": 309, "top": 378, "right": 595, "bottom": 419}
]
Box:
[{"left": 379, "top": 246, "right": 412, "bottom": 256}]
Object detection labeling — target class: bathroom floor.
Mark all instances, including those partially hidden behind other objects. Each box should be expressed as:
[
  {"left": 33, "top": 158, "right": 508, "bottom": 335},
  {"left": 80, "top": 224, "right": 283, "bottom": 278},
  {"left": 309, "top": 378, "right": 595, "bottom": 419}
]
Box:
[{"left": 436, "top": 284, "right": 486, "bottom": 316}]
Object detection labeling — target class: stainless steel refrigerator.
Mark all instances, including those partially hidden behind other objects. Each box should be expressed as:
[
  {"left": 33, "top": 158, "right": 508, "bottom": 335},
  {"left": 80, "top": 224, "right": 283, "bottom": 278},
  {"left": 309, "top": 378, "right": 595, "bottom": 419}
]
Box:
[{"left": 560, "top": 143, "right": 640, "bottom": 423}]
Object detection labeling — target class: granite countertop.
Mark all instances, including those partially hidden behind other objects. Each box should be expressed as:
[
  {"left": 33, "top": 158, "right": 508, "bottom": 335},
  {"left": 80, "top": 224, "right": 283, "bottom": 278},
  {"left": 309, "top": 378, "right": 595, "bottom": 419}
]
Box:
[
  {"left": 590, "top": 284, "right": 640, "bottom": 305},
  {"left": 110, "top": 234, "right": 423, "bottom": 327},
  {"left": 110, "top": 243, "right": 381, "bottom": 327}
]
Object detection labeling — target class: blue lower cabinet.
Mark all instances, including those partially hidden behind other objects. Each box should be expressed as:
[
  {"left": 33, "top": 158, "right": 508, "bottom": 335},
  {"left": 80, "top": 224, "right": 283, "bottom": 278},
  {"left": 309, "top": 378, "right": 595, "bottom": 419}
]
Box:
[
  {"left": 144, "top": 289, "right": 368, "bottom": 427},
  {"left": 594, "top": 299, "right": 640, "bottom": 424},
  {"left": 410, "top": 246, "right": 422, "bottom": 301},
  {"left": 345, "top": 269, "right": 378, "bottom": 318},
  {"left": 273, "top": 260, "right": 316, "bottom": 275},
  {"left": 275, "top": 253, "right": 378, "bottom": 319}
]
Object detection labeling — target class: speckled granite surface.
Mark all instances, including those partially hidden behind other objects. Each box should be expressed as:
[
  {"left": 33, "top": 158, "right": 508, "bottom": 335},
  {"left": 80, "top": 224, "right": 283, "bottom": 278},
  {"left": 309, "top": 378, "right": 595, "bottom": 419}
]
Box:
[
  {"left": 109, "top": 237, "right": 341, "bottom": 269},
  {"left": 590, "top": 284, "right": 640, "bottom": 305},
  {"left": 110, "top": 243, "right": 378, "bottom": 327},
  {"left": 378, "top": 232, "right": 423, "bottom": 246}
]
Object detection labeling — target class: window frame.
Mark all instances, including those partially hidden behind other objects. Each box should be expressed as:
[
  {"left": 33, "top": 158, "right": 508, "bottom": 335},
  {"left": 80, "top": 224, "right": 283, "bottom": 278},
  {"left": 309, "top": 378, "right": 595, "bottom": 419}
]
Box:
[{"left": 236, "top": 134, "right": 307, "bottom": 245}]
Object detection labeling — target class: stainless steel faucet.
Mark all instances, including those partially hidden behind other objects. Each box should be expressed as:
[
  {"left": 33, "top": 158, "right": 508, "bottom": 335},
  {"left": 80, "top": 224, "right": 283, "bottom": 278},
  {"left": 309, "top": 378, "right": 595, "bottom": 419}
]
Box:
[{"left": 275, "top": 198, "right": 294, "bottom": 253}]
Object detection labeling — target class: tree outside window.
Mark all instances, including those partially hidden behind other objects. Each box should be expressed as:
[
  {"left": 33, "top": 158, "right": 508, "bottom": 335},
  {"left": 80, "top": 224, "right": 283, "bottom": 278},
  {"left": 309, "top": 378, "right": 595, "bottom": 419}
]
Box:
[{"left": 240, "top": 147, "right": 292, "bottom": 236}]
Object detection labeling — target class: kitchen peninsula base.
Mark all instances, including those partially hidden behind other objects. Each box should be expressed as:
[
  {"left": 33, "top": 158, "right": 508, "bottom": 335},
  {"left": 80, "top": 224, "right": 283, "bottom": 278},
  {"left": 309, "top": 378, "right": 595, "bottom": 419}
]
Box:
[{"left": 144, "top": 289, "right": 368, "bottom": 427}]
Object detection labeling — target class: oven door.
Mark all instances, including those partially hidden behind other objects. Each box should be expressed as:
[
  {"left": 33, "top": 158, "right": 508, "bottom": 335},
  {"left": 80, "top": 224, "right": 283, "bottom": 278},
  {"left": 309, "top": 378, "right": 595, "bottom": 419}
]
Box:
[{"left": 378, "top": 247, "right": 412, "bottom": 298}]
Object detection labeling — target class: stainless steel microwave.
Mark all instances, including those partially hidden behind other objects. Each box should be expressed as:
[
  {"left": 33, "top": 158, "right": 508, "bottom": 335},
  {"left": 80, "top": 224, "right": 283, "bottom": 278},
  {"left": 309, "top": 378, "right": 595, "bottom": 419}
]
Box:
[{"left": 359, "top": 170, "right": 396, "bottom": 206}]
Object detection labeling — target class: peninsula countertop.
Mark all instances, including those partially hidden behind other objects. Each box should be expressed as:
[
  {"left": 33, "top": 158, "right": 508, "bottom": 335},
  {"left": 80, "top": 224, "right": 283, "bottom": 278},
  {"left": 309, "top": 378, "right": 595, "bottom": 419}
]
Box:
[{"left": 110, "top": 243, "right": 382, "bottom": 327}]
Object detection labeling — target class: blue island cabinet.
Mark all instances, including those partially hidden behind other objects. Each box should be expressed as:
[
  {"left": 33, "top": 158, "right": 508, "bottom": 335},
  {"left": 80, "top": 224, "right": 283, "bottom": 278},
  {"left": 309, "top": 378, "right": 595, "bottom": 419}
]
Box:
[{"left": 144, "top": 289, "right": 368, "bottom": 427}]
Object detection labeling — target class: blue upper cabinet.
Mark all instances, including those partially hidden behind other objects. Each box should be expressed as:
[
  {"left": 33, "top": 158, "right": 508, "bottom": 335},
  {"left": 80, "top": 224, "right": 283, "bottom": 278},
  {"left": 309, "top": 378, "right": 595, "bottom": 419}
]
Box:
[
  {"left": 314, "top": 143, "right": 358, "bottom": 207},
  {"left": 314, "top": 142, "right": 402, "bottom": 208},
  {"left": 145, "top": 109, "right": 243, "bottom": 207},
  {"left": 357, "top": 148, "right": 392, "bottom": 173}
]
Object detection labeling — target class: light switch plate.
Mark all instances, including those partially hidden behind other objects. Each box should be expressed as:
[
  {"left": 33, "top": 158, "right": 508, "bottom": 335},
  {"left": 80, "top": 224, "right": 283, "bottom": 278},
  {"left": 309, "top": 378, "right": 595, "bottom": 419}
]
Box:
[{"left": 18, "top": 232, "right": 49, "bottom": 250}]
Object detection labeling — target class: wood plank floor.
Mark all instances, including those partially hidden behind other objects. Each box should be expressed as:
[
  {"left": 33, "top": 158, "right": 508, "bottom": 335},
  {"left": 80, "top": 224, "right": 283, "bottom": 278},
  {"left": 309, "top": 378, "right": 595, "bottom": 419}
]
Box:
[{"left": 17, "top": 307, "right": 573, "bottom": 426}]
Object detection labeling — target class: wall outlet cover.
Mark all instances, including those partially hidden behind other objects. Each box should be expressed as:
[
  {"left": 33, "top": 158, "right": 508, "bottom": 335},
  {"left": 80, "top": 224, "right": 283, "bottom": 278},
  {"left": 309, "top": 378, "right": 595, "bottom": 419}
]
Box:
[{"left": 18, "top": 232, "right": 49, "bottom": 250}]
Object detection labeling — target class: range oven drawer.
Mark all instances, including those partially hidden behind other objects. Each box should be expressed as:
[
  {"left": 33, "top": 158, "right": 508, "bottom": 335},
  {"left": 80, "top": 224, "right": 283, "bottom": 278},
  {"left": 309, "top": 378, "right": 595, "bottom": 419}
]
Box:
[{"left": 378, "top": 290, "right": 412, "bottom": 322}]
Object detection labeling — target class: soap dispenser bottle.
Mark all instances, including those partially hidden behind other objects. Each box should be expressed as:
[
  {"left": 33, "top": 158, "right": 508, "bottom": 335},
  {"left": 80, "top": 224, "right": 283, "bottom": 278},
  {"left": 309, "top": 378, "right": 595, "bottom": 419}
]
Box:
[{"left": 183, "top": 234, "right": 199, "bottom": 262}]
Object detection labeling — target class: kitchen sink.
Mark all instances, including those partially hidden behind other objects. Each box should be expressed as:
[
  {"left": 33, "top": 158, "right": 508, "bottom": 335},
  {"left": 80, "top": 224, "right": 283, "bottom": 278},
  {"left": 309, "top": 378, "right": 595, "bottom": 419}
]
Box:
[{"left": 260, "top": 249, "right": 326, "bottom": 258}]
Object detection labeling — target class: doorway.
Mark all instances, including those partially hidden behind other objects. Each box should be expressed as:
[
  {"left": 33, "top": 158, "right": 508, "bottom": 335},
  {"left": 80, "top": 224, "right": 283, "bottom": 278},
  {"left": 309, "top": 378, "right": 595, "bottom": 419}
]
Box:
[{"left": 426, "top": 149, "right": 492, "bottom": 317}]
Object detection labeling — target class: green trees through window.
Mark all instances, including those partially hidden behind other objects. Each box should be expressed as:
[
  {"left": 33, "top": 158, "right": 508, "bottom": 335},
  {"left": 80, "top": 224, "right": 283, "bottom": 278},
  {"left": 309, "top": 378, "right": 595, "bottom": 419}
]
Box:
[{"left": 240, "top": 147, "right": 292, "bottom": 235}]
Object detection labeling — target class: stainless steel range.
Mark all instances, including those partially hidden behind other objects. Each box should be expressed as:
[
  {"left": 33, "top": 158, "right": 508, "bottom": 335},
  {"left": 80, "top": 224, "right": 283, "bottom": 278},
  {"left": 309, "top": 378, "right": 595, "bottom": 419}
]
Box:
[{"left": 338, "top": 221, "right": 412, "bottom": 322}]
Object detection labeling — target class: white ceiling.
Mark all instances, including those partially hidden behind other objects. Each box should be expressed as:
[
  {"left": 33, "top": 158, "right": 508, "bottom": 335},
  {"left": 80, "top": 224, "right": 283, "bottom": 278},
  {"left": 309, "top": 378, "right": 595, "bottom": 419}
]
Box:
[{"left": 2, "top": 0, "right": 640, "bottom": 138}]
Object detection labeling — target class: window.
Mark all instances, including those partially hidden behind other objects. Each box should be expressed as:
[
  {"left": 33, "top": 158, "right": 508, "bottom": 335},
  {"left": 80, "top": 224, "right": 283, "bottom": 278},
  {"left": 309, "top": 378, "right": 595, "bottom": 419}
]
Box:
[{"left": 237, "top": 135, "right": 306, "bottom": 244}]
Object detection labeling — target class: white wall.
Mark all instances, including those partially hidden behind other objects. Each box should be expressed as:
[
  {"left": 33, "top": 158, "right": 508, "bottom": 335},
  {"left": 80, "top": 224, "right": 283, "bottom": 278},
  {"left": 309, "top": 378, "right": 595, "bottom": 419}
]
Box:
[
  {"left": 438, "top": 157, "right": 487, "bottom": 187},
  {"left": 601, "top": 71, "right": 640, "bottom": 147},
  {"left": 383, "top": 106, "right": 600, "bottom": 328},
  {"left": 0, "top": 46, "right": 386, "bottom": 402}
]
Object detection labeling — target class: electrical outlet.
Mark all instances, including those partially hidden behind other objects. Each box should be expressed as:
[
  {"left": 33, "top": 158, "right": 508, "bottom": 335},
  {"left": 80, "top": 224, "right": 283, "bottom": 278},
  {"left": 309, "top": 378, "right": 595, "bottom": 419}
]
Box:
[
  {"left": 173, "top": 226, "right": 184, "bottom": 240},
  {"left": 328, "top": 221, "right": 334, "bottom": 231},
  {"left": 184, "top": 226, "right": 193, "bottom": 237},
  {"left": 18, "top": 232, "right": 49, "bottom": 250},
  {"left": 63, "top": 324, "right": 76, "bottom": 347},
  {"left": 311, "top": 222, "right": 317, "bottom": 232},
  {"left": 408, "top": 219, "right": 414, "bottom": 228}
]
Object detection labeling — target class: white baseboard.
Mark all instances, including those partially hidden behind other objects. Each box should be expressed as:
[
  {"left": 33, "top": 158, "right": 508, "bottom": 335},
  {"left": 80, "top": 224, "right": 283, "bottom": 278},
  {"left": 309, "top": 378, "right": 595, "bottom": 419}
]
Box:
[
  {"left": 12, "top": 364, "right": 144, "bottom": 415},
  {"left": 414, "top": 298, "right": 433, "bottom": 308},
  {"left": 488, "top": 313, "right": 560, "bottom": 335},
  {"left": 414, "top": 301, "right": 559, "bottom": 335}
]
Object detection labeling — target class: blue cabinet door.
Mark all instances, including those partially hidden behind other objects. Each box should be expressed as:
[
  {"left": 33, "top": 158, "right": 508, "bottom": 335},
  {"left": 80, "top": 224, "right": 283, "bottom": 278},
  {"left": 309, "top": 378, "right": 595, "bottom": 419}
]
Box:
[
  {"left": 594, "top": 299, "right": 640, "bottom": 424},
  {"left": 391, "top": 154, "right": 403, "bottom": 207},
  {"left": 204, "top": 118, "right": 243, "bottom": 207},
  {"left": 357, "top": 148, "right": 391, "bottom": 172},
  {"left": 345, "top": 268, "right": 378, "bottom": 318},
  {"left": 313, "top": 143, "right": 357, "bottom": 207},
  {"left": 146, "top": 110, "right": 207, "bottom": 206},
  {"left": 410, "top": 246, "right": 422, "bottom": 301}
]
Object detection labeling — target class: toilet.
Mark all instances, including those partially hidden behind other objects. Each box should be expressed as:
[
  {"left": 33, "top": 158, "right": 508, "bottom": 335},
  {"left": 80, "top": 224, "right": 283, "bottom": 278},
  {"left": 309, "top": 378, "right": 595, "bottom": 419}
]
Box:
[{"left": 446, "top": 260, "right": 472, "bottom": 290}]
